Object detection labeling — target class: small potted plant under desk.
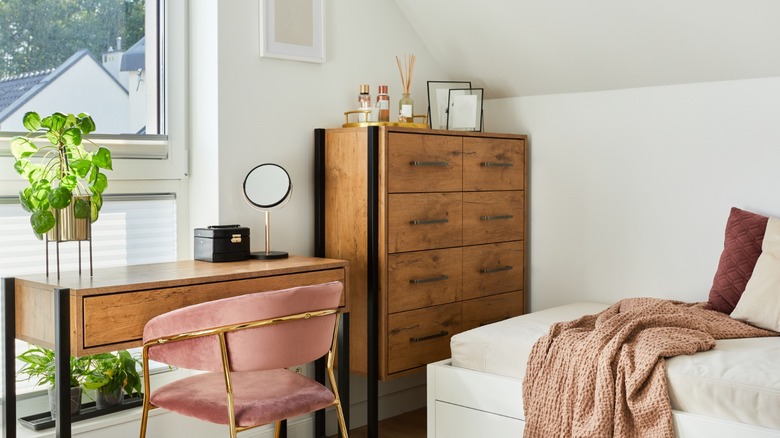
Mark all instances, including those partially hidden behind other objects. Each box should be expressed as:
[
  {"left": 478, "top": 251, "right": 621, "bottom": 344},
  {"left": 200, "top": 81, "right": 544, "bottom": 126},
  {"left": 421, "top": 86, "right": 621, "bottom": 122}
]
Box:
[
  {"left": 16, "top": 345, "right": 90, "bottom": 418},
  {"left": 83, "top": 350, "right": 142, "bottom": 409}
]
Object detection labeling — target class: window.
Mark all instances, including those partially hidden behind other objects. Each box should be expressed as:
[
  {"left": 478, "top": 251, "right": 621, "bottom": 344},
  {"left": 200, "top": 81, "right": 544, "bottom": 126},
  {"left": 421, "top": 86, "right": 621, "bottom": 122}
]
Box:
[
  {"left": 0, "top": 0, "right": 187, "bottom": 174},
  {"left": 0, "top": 0, "right": 159, "bottom": 136},
  {"left": 0, "top": 0, "right": 188, "bottom": 399}
]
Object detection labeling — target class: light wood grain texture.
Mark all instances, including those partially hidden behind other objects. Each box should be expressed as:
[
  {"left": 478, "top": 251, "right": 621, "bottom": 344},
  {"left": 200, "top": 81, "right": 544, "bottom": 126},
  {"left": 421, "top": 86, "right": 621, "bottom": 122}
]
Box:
[
  {"left": 322, "top": 127, "right": 527, "bottom": 380},
  {"left": 14, "top": 256, "right": 348, "bottom": 356},
  {"left": 463, "top": 137, "right": 525, "bottom": 191},
  {"left": 462, "top": 241, "right": 524, "bottom": 301},
  {"left": 387, "top": 193, "right": 463, "bottom": 253},
  {"left": 324, "top": 129, "right": 370, "bottom": 374},
  {"left": 387, "top": 302, "right": 460, "bottom": 375},
  {"left": 463, "top": 191, "right": 525, "bottom": 246},
  {"left": 82, "top": 270, "right": 344, "bottom": 350},
  {"left": 387, "top": 247, "right": 463, "bottom": 313},
  {"left": 462, "top": 291, "right": 524, "bottom": 331},
  {"left": 386, "top": 132, "right": 462, "bottom": 193}
]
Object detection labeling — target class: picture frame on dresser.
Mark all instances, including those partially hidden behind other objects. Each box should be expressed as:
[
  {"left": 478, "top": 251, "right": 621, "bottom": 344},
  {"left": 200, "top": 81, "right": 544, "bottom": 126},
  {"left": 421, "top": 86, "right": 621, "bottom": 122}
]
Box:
[
  {"left": 427, "top": 81, "right": 472, "bottom": 129},
  {"left": 447, "top": 87, "right": 484, "bottom": 132}
]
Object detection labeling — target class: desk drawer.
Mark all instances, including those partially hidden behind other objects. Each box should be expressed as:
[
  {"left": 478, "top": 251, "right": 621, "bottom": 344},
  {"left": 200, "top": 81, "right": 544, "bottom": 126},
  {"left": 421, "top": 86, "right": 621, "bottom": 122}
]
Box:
[
  {"left": 462, "top": 241, "right": 524, "bottom": 300},
  {"left": 387, "top": 302, "right": 460, "bottom": 375},
  {"left": 463, "top": 137, "right": 524, "bottom": 191},
  {"left": 387, "top": 247, "right": 463, "bottom": 313},
  {"left": 81, "top": 269, "right": 346, "bottom": 351},
  {"left": 388, "top": 193, "right": 463, "bottom": 253},
  {"left": 387, "top": 133, "right": 462, "bottom": 193},
  {"left": 462, "top": 191, "right": 524, "bottom": 245}
]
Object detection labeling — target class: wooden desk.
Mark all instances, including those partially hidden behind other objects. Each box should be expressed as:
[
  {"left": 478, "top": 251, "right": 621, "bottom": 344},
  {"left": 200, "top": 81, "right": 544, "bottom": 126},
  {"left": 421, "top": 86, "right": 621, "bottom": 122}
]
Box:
[{"left": 2, "top": 256, "right": 349, "bottom": 438}]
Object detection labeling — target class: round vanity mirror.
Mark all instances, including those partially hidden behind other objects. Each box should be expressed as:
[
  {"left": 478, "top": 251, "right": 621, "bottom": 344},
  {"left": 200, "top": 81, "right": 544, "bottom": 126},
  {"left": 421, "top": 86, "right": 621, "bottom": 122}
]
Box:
[{"left": 242, "top": 163, "right": 293, "bottom": 259}]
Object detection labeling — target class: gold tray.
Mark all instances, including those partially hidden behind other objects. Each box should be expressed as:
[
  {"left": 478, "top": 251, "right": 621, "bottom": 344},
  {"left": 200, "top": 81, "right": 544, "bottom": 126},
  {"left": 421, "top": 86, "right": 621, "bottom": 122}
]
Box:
[{"left": 343, "top": 110, "right": 428, "bottom": 129}]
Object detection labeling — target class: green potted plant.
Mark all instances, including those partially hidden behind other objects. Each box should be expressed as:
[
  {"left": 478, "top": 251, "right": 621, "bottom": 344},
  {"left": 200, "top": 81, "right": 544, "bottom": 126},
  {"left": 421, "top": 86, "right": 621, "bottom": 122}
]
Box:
[
  {"left": 10, "top": 111, "right": 112, "bottom": 239},
  {"left": 83, "top": 350, "right": 142, "bottom": 409},
  {"left": 16, "top": 345, "right": 91, "bottom": 418}
]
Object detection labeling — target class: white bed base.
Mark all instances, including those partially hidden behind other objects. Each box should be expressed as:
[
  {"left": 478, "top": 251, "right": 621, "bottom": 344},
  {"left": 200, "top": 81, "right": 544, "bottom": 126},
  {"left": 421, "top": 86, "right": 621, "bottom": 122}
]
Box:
[{"left": 427, "top": 359, "right": 780, "bottom": 438}]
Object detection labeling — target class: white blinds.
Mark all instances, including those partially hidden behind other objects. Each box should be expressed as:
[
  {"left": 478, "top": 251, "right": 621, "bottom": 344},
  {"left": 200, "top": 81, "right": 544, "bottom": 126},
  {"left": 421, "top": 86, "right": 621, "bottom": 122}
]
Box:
[
  {"left": 0, "top": 195, "right": 177, "bottom": 276},
  {"left": 0, "top": 195, "right": 178, "bottom": 394}
]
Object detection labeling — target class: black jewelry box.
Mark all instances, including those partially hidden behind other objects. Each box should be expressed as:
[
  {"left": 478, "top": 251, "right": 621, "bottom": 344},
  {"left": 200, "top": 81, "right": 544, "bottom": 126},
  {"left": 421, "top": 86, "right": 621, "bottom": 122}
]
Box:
[{"left": 194, "top": 225, "right": 250, "bottom": 262}]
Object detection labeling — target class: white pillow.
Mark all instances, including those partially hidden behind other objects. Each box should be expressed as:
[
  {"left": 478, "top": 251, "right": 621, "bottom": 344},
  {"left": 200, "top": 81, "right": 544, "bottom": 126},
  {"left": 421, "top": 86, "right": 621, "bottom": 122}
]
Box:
[{"left": 731, "top": 216, "right": 780, "bottom": 332}]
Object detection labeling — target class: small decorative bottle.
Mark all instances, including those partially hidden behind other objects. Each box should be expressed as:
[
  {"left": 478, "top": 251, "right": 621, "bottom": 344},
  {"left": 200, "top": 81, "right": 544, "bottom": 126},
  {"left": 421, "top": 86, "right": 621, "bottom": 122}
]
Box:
[
  {"left": 398, "top": 93, "right": 414, "bottom": 123},
  {"left": 376, "top": 85, "right": 390, "bottom": 122},
  {"left": 358, "top": 84, "right": 371, "bottom": 122}
]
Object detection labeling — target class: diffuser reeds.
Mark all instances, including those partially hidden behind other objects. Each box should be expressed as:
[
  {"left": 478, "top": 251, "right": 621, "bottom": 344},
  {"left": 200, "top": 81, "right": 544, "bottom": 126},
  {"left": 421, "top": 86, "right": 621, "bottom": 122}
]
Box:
[{"left": 396, "top": 54, "right": 416, "bottom": 94}]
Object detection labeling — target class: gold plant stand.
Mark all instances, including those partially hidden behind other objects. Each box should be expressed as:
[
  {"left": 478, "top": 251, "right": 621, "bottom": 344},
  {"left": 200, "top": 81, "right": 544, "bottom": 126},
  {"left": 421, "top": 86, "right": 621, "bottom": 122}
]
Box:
[{"left": 44, "top": 207, "right": 93, "bottom": 279}]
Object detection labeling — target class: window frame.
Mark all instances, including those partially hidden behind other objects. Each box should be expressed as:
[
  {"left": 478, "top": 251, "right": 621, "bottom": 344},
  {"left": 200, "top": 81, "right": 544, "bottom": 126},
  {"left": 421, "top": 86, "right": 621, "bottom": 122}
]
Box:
[
  {"left": 0, "top": 0, "right": 191, "bottom": 405},
  {"left": 0, "top": 0, "right": 188, "bottom": 183}
]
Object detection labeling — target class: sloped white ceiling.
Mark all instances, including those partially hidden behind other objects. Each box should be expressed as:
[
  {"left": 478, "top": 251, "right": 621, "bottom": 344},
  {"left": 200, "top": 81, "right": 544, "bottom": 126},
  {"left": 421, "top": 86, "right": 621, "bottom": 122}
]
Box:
[{"left": 394, "top": 0, "right": 780, "bottom": 98}]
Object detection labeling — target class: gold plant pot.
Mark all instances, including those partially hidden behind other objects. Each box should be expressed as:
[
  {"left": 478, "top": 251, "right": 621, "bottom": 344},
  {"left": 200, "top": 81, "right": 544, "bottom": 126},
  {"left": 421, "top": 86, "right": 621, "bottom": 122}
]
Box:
[{"left": 46, "top": 198, "right": 91, "bottom": 242}]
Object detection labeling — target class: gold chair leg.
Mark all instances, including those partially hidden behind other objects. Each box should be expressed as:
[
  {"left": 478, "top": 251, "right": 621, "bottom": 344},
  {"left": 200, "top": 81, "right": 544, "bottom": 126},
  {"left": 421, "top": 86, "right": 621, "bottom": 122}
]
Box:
[
  {"left": 139, "top": 398, "right": 150, "bottom": 438},
  {"left": 274, "top": 421, "right": 282, "bottom": 438},
  {"left": 335, "top": 401, "right": 349, "bottom": 438}
]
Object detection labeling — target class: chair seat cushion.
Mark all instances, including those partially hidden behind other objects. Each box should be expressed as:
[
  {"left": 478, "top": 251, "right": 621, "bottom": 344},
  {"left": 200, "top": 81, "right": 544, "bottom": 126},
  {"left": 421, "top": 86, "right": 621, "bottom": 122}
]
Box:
[{"left": 150, "top": 369, "right": 335, "bottom": 427}]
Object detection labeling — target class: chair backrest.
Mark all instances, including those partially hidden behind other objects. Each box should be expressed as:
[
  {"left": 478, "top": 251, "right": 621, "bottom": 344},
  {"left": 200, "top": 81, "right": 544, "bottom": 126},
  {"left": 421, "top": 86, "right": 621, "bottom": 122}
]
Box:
[{"left": 142, "top": 281, "right": 342, "bottom": 372}]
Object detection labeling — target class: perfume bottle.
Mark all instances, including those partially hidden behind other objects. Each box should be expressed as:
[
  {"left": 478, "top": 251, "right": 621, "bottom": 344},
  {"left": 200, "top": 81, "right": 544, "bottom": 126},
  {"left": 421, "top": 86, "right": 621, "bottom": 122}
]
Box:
[
  {"left": 358, "top": 84, "right": 371, "bottom": 122},
  {"left": 376, "top": 85, "right": 390, "bottom": 122}
]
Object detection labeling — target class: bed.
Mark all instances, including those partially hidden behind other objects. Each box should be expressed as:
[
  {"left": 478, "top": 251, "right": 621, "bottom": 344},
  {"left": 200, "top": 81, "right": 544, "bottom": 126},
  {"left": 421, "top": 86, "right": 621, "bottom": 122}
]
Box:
[
  {"left": 428, "top": 206, "right": 780, "bottom": 436},
  {"left": 427, "top": 301, "right": 780, "bottom": 437}
]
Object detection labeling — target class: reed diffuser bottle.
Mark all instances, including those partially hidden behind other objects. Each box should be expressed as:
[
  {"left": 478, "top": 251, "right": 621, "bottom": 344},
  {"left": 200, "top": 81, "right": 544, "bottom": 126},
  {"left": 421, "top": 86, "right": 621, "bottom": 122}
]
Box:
[{"left": 396, "top": 54, "right": 416, "bottom": 122}]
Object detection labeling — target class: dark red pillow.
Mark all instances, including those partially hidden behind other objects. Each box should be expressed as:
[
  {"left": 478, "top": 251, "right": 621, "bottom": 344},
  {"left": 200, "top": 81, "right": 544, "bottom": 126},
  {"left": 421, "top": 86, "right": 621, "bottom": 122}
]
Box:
[{"left": 708, "top": 207, "right": 769, "bottom": 313}]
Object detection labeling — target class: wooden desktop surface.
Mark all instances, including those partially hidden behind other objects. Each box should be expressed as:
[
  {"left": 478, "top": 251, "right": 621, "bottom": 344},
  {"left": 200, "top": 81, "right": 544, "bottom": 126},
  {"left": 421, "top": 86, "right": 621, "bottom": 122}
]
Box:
[{"left": 13, "top": 256, "right": 348, "bottom": 357}]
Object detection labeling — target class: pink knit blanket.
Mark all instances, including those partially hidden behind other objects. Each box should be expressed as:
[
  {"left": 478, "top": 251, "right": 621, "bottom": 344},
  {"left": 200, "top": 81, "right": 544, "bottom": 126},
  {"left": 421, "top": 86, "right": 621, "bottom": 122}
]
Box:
[{"left": 522, "top": 298, "right": 776, "bottom": 437}]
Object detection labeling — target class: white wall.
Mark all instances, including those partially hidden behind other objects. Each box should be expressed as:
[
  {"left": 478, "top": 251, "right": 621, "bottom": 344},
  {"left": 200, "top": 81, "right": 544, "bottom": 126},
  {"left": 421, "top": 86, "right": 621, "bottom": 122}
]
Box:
[
  {"left": 189, "top": 0, "right": 446, "bottom": 256},
  {"left": 486, "top": 77, "right": 780, "bottom": 312}
]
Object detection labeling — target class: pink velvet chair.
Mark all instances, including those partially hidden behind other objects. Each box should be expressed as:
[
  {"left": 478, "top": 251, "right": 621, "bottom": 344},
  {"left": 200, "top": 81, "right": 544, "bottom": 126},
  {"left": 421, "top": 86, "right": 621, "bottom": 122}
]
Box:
[{"left": 138, "top": 281, "right": 348, "bottom": 438}]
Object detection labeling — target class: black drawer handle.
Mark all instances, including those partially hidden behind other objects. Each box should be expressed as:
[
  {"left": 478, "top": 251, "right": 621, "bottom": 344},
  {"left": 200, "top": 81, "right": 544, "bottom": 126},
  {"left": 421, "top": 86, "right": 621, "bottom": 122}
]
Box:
[
  {"left": 480, "top": 215, "right": 513, "bottom": 221},
  {"left": 480, "top": 266, "right": 513, "bottom": 274},
  {"left": 480, "top": 162, "right": 513, "bottom": 167},
  {"left": 410, "top": 218, "right": 449, "bottom": 225},
  {"left": 409, "top": 275, "right": 449, "bottom": 284},
  {"left": 410, "top": 331, "right": 449, "bottom": 343},
  {"left": 410, "top": 161, "right": 449, "bottom": 167}
]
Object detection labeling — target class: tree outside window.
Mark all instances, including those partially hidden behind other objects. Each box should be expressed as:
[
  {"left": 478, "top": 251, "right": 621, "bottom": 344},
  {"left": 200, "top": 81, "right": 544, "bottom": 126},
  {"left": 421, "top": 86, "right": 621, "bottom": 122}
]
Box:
[{"left": 0, "top": 0, "right": 154, "bottom": 135}]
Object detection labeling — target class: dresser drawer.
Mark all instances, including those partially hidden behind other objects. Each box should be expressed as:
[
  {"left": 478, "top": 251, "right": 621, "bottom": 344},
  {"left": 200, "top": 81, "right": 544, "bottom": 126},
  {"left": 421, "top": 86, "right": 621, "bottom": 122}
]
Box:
[
  {"left": 463, "top": 191, "right": 524, "bottom": 245},
  {"left": 387, "top": 302, "right": 461, "bottom": 375},
  {"left": 388, "top": 247, "right": 463, "bottom": 313},
  {"left": 462, "top": 241, "right": 524, "bottom": 300},
  {"left": 463, "top": 137, "right": 524, "bottom": 191},
  {"left": 387, "top": 133, "right": 462, "bottom": 193},
  {"left": 461, "top": 291, "right": 524, "bottom": 331},
  {"left": 388, "top": 193, "right": 463, "bottom": 253}
]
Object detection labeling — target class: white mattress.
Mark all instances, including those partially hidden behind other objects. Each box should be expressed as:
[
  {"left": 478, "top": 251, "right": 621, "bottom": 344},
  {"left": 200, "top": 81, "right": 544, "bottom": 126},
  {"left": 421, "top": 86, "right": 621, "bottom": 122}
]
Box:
[{"left": 450, "top": 302, "right": 780, "bottom": 430}]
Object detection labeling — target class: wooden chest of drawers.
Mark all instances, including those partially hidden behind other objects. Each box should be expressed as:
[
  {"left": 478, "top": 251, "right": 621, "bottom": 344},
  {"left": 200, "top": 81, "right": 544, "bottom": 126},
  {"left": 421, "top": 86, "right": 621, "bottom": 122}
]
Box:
[{"left": 315, "top": 127, "right": 526, "bottom": 380}]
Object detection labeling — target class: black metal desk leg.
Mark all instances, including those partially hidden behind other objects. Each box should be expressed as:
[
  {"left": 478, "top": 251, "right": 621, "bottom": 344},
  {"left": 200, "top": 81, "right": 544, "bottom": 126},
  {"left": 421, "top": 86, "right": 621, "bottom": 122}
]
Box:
[
  {"left": 2, "top": 278, "right": 17, "bottom": 438},
  {"left": 314, "top": 356, "right": 326, "bottom": 437},
  {"left": 366, "top": 127, "right": 380, "bottom": 438},
  {"left": 55, "top": 288, "right": 72, "bottom": 438},
  {"left": 337, "top": 313, "right": 350, "bottom": 437}
]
